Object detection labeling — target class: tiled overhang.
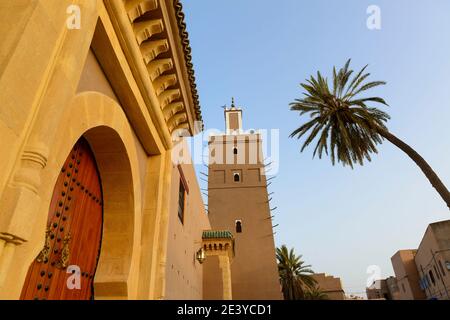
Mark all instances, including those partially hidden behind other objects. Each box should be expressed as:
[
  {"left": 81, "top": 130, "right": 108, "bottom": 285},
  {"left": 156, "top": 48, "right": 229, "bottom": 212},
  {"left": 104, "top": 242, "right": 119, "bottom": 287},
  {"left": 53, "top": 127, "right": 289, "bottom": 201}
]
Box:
[{"left": 202, "top": 230, "right": 235, "bottom": 259}]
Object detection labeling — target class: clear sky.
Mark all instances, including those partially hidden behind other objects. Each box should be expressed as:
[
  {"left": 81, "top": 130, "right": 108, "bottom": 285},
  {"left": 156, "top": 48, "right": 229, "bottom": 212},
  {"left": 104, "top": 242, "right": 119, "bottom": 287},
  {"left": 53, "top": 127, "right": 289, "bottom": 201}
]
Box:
[{"left": 182, "top": 0, "right": 450, "bottom": 297}]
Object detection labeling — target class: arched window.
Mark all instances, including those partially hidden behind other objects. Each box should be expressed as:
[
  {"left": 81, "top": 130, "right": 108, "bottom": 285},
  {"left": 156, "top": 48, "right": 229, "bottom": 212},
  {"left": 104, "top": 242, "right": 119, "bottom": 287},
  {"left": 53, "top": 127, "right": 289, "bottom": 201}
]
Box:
[
  {"left": 235, "top": 220, "right": 242, "bottom": 233},
  {"left": 233, "top": 173, "right": 240, "bottom": 182},
  {"left": 233, "top": 147, "right": 238, "bottom": 155}
]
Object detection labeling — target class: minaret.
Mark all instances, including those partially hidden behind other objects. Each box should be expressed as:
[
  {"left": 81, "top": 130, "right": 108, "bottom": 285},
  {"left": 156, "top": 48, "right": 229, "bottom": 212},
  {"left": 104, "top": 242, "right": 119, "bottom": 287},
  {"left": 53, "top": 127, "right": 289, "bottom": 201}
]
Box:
[
  {"left": 207, "top": 99, "right": 282, "bottom": 300},
  {"left": 224, "top": 98, "right": 243, "bottom": 134}
]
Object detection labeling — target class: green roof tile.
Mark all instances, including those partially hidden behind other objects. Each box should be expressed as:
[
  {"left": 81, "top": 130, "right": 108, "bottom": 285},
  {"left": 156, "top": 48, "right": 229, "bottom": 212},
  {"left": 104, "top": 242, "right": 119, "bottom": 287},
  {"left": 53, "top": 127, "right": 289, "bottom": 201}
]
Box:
[{"left": 202, "top": 230, "right": 233, "bottom": 239}]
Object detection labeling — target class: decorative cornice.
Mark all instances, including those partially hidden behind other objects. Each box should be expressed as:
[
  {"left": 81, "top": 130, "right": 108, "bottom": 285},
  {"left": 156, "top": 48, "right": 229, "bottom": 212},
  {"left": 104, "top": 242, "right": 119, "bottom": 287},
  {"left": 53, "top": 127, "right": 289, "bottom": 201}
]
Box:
[
  {"left": 173, "top": 0, "right": 203, "bottom": 127},
  {"left": 122, "top": 0, "right": 203, "bottom": 137}
]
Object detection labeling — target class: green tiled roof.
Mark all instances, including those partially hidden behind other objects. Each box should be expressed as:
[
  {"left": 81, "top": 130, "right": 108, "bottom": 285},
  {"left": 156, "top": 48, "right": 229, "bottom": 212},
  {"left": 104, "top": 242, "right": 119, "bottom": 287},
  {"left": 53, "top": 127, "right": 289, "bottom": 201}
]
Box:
[{"left": 202, "top": 230, "right": 233, "bottom": 239}]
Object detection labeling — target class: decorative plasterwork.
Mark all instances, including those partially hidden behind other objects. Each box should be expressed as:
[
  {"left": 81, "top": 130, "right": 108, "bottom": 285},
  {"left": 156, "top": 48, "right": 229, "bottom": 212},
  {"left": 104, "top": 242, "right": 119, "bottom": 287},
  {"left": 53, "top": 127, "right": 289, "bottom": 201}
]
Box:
[
  {"left": 125, "top": 0, "right": 159, "bottom": 22},
  {"left": 123, "top": 0, "right": 203, "bottom": 137}
]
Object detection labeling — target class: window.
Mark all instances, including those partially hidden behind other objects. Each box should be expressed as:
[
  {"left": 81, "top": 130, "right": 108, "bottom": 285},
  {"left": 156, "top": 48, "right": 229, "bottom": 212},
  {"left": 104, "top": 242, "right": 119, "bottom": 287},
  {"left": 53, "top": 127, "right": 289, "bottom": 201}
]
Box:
[
  {"left": 434, "top": 265, "right": 440, "bottom": 279},
  {"left": 233, "top": 173, "right": 240, "bottom": 182},
  {"left": 429, "top": 270, "right": 435, "bottom": 285},
  {"left": 178, "top": 179, "right": 186, "bottom": 224},
  {"left": 233, "top": 147, "right": 238, "bottom": 155},
  {"left": 426, "top": 275, "right": 431, "bottom": 287},
  {"left": 439, "top": 260, "right": 446, "bottom": 276},
  {"left": 235, "top": 220, "right": 242, "bottom": 233}
]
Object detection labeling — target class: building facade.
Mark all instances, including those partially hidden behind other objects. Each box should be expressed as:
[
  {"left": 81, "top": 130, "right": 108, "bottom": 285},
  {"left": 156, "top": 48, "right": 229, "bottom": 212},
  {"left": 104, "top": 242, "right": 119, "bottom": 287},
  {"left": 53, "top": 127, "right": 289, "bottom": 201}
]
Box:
[
  {"left": 0, "top": 0, "right": 283, "bottom": 300},
  {"left": 414, "top": 220, "right": 450, "bottom": 300},
  {"left": 0, "top": 0, "right": 208, "bottom": 300},
  {"left": 389, "top": 220, "right": 450, "bottom": 300},
  {"left": 390, "top": 250, "right": 426, "bottom": 300},
  {"left": 385, "top": 276, "right": 401, "bottom": 300},
  {"left": 366, "top": 279, "right": 391, "bottom": 300},
  {"left": 164, "top": 157, "right": 211, "bottom": 300},
  {"left": 366, "top": 276, "right": 400, "bottom": 300},
  {"left": 311, "top": 273, "right": 345, "bottom": 300}
]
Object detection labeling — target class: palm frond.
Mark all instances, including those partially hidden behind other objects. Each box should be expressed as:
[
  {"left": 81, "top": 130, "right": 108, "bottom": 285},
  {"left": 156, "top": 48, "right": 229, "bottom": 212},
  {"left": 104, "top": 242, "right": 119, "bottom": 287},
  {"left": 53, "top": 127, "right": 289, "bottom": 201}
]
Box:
[{"left": 290, "top": 59, "right": 389, "bottom": 167}]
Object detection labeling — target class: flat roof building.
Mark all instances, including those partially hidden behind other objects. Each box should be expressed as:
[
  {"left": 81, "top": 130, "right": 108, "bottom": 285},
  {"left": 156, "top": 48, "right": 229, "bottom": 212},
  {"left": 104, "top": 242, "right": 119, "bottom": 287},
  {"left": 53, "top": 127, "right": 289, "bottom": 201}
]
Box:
[
  {"left": 391, "top": 250, "right": 426, "bottom": 300},
  {"left": 414, "top": 220, "right": 450, "bottom": 300},
  {"left": 311, "top": 273, "right": 345, "bottom": 300}
]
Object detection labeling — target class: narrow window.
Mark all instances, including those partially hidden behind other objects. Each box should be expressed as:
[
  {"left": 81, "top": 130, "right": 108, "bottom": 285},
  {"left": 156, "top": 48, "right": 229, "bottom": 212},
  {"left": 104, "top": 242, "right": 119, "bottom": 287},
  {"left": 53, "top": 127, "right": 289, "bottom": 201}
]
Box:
[
  {"left": 233, "top": 173, "right": 240, "bottom": 182},
  {"left": 233, "top": 147, "right": 238, "bottom": 155},
  {"left": 429, "top": 270, "right": 435, "bottom": 285},
  {"left": 178, "top": 179, "right": 186, "bottom": 224},
  {"left": 434, "top": 265, "right": 440, "bottom": 279},
  {"left": 235, "top": 220, "right": 242, "bottom": 233},
  {"left": 439, "top": 260, "right": 446, "bottom": 276}
]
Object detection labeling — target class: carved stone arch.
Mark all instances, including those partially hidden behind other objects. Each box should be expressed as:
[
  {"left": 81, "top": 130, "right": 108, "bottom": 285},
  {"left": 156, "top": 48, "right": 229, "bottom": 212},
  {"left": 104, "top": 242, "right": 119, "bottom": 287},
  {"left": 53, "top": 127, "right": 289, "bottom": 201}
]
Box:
[{"left": 24, "top": 92, "right": 143, "bottom": 299}]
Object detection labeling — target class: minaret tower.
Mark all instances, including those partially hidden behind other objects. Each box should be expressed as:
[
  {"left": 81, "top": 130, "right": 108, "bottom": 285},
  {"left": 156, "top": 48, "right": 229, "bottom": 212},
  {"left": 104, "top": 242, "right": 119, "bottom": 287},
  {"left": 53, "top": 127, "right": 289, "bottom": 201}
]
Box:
[{"left": 207, "top": 99, "right": 282, "bottom": 299}]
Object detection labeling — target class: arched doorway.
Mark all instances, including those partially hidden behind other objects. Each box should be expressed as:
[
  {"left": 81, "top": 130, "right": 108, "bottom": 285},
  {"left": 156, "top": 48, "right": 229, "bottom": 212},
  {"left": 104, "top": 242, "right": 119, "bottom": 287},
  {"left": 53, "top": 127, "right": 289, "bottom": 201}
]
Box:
[
  {"left": 20, "top": 137, "right": 103, "bottom": 300},
  {"left": 5, "top": 92, "right": 144, "bottom": 300}
]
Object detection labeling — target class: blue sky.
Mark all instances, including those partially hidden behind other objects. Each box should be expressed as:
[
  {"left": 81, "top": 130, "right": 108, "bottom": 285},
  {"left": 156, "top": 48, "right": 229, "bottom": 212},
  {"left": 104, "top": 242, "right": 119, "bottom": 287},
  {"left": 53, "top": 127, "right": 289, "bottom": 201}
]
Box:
[{"left": 183, "top": 0, "right": 450, "bottom": 297}]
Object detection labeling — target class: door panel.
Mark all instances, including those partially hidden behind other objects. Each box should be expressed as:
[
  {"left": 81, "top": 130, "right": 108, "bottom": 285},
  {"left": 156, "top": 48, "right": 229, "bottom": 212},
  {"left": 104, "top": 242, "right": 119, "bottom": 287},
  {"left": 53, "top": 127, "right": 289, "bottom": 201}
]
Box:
[{"left": 21, "top": 137, "right": 103, "bottom": 300}]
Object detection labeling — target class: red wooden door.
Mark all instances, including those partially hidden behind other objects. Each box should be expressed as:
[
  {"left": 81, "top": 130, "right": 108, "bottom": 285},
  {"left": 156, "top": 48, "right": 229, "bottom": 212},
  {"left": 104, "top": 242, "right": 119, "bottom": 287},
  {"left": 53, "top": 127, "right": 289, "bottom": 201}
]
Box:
[{"left": 21, "top": 138, "right": 103, "bottom": 300}]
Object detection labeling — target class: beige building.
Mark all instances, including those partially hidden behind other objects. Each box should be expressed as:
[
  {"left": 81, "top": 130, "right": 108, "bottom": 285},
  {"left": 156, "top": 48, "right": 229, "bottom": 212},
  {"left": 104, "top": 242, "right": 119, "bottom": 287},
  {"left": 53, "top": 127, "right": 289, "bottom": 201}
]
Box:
[
  {"left": 0, "top": 0, "right": 210, "bottom": 300},
  {"left": 0, "top": 0, "right": 283, "bottom": 300},
  {"left": 206, "top": 104, "right": 283, "bottom": 300},
  {"left": 414, "top": 220, "right": 450, "bottom": 300},
  {"left": 366, "top": 276, "right": 400, "bottom": 300},
  {"left": 385, "top": 276, "right": 401, "bottom": 300},
  {"left": 366, "top": 279, "right": 391, "bottom": 300},
  {"left": 311, "top": 273, "right": 345, "bottom": 300},
  {"left": 164, "top": 158, "right": 211, "bottom": 300},
  {"left": 389, "top": 220, "right": 450, "bottom": 300},
  {"left": 391, "top": 250, "right": 426, "bottom": 300}
]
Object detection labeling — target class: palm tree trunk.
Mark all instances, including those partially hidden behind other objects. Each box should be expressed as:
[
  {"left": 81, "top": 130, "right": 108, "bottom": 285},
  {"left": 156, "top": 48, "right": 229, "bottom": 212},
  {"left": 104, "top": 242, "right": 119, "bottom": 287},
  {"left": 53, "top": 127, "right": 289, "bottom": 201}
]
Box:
[{"left": 378, "top": 128, "right": 450, "bottom": 210}]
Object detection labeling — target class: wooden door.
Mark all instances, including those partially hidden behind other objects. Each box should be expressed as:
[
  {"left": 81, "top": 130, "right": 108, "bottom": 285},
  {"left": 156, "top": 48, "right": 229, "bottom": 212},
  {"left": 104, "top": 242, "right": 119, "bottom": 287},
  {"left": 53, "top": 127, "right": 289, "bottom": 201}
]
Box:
[{"left": 21, "top": 138, "right": 103, "bottom": 300}]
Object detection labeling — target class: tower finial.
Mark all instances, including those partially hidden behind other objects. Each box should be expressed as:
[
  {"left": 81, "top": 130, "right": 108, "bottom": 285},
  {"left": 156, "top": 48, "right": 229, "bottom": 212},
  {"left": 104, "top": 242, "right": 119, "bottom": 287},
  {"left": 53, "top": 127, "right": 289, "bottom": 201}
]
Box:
[{"left": 231, "top": 97, "right": 235, "bottom": 108}]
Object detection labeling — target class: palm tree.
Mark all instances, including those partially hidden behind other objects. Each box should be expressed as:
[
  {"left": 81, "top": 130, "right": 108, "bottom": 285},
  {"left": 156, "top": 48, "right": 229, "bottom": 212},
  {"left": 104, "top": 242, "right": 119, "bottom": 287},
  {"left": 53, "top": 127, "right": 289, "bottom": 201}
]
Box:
[
  {"left": 276, "top": 245, "right": 317, "bottom": 300},
  {"left": 304, "top": 286, "right": 329, "bottom": 300},
  {"left": 289, "top": 59, "right": 450, "bottom": 209}
]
